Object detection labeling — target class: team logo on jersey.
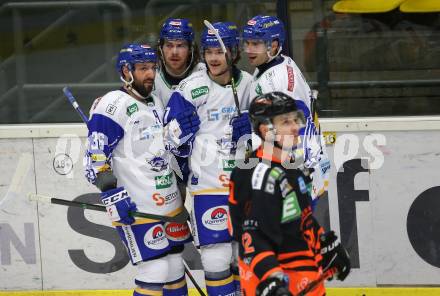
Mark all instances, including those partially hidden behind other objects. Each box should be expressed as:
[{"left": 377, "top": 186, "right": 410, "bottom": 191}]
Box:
[
  {"left": 144, "top": 225, "right": 168, "bottom": 250},
  {"left": 155, "top": 172, "right": 173, "bottom": 189},
  {"left": 247, "top": 20, "right": 256, "bottom": 26},
  {"left": 202, "top": 206, "right": 228, "bottom": 231},
  {"left": 165, "top": 222, "right": 191, "bottom": 241},
  {"left": 191, "top": 86, "right": 209, "bottom": 99},
  {"left": 126, "top": 103, "right": 139, "bottom": 116},
  {"left": 148, "top": 156, "right": 168, "bottom": 172}
]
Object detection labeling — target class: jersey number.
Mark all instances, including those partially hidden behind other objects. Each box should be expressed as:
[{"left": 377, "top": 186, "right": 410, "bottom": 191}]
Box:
[{"left": 242, "top": 232, "right": 255, "bottom": 254}]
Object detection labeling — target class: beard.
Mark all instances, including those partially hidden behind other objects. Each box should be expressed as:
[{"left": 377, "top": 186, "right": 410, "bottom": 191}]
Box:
[{"left": 132, "top": 79, "right": 153, "bottom": 97}]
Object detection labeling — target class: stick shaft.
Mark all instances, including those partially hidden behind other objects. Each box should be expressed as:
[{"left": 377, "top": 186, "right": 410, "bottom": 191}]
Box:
[
  {"left": 296, "top": 267, "right": 337, "bottom": 296},
  {"left": 203, "top": 20, "right": 241, "bottom": 116},
  {"left": 63, "top": 86, "right": 89, "bottom": 124},
  {"left": 33, "top": 194, "right": 188, "bottom": 223}
]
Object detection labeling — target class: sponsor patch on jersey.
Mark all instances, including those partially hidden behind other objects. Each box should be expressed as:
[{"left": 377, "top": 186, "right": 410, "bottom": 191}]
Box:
[
  {"left": 154, "top": 172, "right": 173, "bottom": 189},
  {"left": 105, "top": 104, "right": 117, "bottom": 115},
  {"left": 165, "top": 222, "right": 191, "bottom": 241},
  {"left": 255, "top": 83, "right": 262, "bottom": 95},
  {"left": 126, "top": 103, "right": 139, "bottom": 116},
  {"left": 144, "top": 225, "right": 169, "bottom": 250},
  {"left": 91, "top": 97, "right": 102, "bottom": 111},
  {"left": 170, "top": 21, "right": 182, "bottom": 26},
  {"left": 207, "top": 106, "right": 237, "bottom": 121},
  {"left": 281, "top": 191, "right": 301, "bottom": 223},
  {"left": 191, "top": 86, "right": 209, "bottom": 99},
  {"left": 247, "top": 20, "right": 256, "bottom": 26},
  {"left": 152, "top": 191, "right": 178, "bottom": 206},
  {"left": 279, "top": 178, "right": 293, "bottom": 197},
  {"left": 320, "top": 158, "right": 331, "bottom": 175},
  {"left": 202, "top": 206, "right": 229, "bottom": 231},
  {"left": 252, "top": 163, "right": 270, "bottom": 190},
  {"left": 222, "top": 159, "right": 236, "bottom": 172},
  {"left": 287, "top": 65, "right": 294, "bottom": 92},
  {"left": 298, "top": 176, "right": 307, "bottom": 194},
  {"left": 269, "top": 167, "right": 284, "bottom": 180}
]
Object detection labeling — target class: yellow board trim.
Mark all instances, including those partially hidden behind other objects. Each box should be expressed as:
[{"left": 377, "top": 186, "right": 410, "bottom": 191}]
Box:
[
  {"left": 400, "top": 0, "right": 440, "bottom": 12},
  {"left": 2, "top": 288, "right": 440, "bottom": 296},
  {"left": 333, "top": 0, "right": 405, "bottom": 13}
]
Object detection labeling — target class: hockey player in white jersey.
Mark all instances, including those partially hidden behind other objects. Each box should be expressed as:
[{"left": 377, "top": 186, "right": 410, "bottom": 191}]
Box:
[
  {"left": 164, "top": 22, "right": 252, "bottom": 296},
  {"left": 154, "top": 18, "right": 205, "bottom": 106},
  {"left": 242, "top": 15, "right": 331, "bottom": 202},
  {"left": 84, "top": 43, "right": 200, "bottom": 296}
]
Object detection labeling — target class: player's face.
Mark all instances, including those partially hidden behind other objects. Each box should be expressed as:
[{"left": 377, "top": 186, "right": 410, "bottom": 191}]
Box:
[
  {"left": 272, "top": 112, "right": 302, "bottom": 149},
  {"left": 243, "top": 39, "right": 269, "bottom": 66},
  {"left": 204, "top": 47, "right": 228, "bottom": 76},
  {"left": 162, "top": 39, "right": 190, "bottom": 75},
  {"left": 132, "top": 62, "right": 157, "bottom": 97}
]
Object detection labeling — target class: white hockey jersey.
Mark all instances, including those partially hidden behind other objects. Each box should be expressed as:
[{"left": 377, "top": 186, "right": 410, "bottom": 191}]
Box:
[
  {"left": 84, "top": 89, "right": 183, "bottom": 217},
  {"left": 165, "top": 69, "right": 252, "bottom": 196},
  {"left": 250, "top": 55, "right": 330, "bottom": 198},
  {"left": 153, "top": 62, "right": 206, "bottom": 107}
]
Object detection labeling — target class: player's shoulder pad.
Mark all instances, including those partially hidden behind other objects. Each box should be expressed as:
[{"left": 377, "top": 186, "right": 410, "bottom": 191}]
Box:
[
  {"left": 178, "top": 71, "right": 210, "bottom": 101},
  {"left": 91, "top": 90, "right": 128, "bottom": 119},
  {"left": 192, "top": 62, "right": 207, "bottom": 73}
]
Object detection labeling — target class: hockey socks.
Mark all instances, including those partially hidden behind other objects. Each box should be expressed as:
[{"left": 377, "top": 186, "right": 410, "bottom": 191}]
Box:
[
  {"left": 205, "top": 271, "right": 235, "bottom": 296},
  {"left": 163, "top": 275, "right": 188, "bottom": 296},
  {"left": 134, "top": 280, "right": 164, "bottom": 296}
]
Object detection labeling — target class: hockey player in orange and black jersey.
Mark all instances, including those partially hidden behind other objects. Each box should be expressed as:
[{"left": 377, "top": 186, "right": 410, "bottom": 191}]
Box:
[{"left": 228, "top": 92, "right": 350, "bottom": 296}]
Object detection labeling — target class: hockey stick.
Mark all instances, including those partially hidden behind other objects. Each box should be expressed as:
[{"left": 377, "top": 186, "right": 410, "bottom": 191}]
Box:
[
  {"left": 28, "top": 193, "right": 189, "bottom": 223},
  {"left": 62, "top": 88, "right": 204, "bottom": 293},
  {"left": 295, "top": 267, "right": 337, "bottom": 296},
  {"left": 63, "top": 87, "right": 89, "bottom": 125},
  {"left": 203, "top": 20, "right": 241, "bottom": 116},
  {"left": 183, "top": 261, "right": 207, "bottom": 296}
]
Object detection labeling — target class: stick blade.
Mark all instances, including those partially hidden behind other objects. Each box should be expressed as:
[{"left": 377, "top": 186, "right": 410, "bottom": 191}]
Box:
[{"left": 28, "top": 193, "right": 51, "bottom": 203}]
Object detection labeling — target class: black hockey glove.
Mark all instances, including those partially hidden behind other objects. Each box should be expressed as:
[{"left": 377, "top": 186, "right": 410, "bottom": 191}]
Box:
[
  {"left": 256, "top": 277, "right": 292, "bottom": 296},
  {"left": 320, "top": 231, "right": 351, "bottom": 281}
]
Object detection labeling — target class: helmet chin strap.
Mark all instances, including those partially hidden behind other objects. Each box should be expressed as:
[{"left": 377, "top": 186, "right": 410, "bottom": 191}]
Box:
[
  {"left": 120, "top": 71, "right": 147, "bottom": 100},
  {"left": 266, "top": 44, "right": 283, "bottom": 63},
  {"left": 159, "top": 44, "right": 194, "bottom": 78}
]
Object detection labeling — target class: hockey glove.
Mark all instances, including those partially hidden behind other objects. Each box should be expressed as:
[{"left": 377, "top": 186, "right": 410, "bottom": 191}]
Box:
[
  {"left": 320, "top": 231, "right": 351, "bottom": 281},
  {"left": 165, "top": 109, "right": 200, "bottom": 149},
  {"left": 101, "top": 187, "right": 137, "bottom": 225},
  {"left": 230, "top": 111, "right": 252, "bottom": 143},
  {"left": 256, "top": 277, "right": 292, "bottom": 296}
]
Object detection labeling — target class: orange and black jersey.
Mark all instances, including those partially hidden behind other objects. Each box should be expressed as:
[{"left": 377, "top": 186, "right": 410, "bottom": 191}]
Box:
[{"left": 228, "top": 147, "right": 324, "bottom": 281}]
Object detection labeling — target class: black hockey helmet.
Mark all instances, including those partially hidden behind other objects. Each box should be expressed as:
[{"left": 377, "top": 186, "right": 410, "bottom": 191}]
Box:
[{"left": 249, "top": 91, "right": 300, "bottom": 135}]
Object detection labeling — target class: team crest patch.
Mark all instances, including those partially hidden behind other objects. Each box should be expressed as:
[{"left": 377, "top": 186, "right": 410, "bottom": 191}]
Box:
[
  {"left": 191, "top": 86, "right": 209, "bottom": 99},
  {"left": 126, "top": 103, "right": 138, "bottom": 116}
]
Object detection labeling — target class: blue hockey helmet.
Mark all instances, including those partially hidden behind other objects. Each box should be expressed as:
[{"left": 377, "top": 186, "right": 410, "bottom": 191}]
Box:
[
  {"left": 160, "top": 18, "right": 194, "bottom": 43},
  {"left": 116, "top": 43, "right": 157, "bottom": 73},
  {"left": 200, "top": 22, "right": 239, "bottom": 50},
  {"left": 224, "top": 21, "right": 239, "bottom": 44},
  {"left": 242, "top": 15, "right": 285, "bottom": 45}
]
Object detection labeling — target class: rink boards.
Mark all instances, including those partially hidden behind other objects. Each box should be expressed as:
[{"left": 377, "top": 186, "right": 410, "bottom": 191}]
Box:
[{"left": 0, "top": 117, "right": 439, "bottom": 294}]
